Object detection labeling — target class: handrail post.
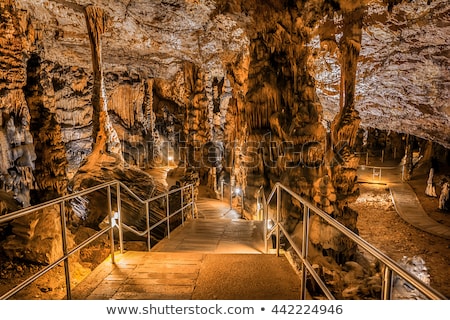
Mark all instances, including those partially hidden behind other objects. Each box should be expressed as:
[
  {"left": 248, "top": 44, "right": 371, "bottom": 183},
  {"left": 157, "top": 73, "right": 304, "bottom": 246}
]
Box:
[
  {"left": 191, "top": 184, "right": 195, "bottom": 219},
  {"left": 107, "top": 186, "right": 115, "bottom": 263},
  {"left": 382, "top": 267, "right": 393, "bottom": 300},
  {"left": 229, "top": 183, "right": 233, "bottom": 209},
  {"left": 181, "top": 188, "right": 184, "bottom": 226},
  {"left": 117, "top": 182, "right": 124, "bottom": 254},
  {"left": 145, "top": 202, "right": 151, "bottom": 251},
  {"left": 166, "top": 193, "right": 171, "bottom": 239},
  {"left": 59, "top": 200, "right": 72, "bottom": 300},
  {"left": 240, "top": 191, "right": 244, "bottom": 218},
  {"left": 263, "top": 189, "right": 268, "bottom": 254},
  {"left": 300, "top": 205, "right": 310, "bottom": 299},
  {"left": 276, "top": 184, "right": 281, "bottom": 257}
]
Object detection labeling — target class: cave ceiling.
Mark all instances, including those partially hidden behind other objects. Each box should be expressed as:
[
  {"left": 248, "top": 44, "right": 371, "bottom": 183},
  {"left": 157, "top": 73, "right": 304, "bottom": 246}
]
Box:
[{"left": 13, "top": 0, "right": 450, "bottom": 148}]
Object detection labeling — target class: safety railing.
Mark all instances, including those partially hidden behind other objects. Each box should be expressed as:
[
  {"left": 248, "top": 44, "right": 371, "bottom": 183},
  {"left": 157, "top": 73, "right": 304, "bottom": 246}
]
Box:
[
  {"left": 357, "top": 165, "right": 401, "bottom": 183},
  {"left": 219, "top": 179, "right": 245, "bottom": 214},
  {"left": 261, "top": 182, "right": 446, "bottom": 300},
  {"left": 0, "top": 180, "right": 195, "bottom": 300},
  {"left": 117, "top": 182, "right": 196, "bottom": 250}
]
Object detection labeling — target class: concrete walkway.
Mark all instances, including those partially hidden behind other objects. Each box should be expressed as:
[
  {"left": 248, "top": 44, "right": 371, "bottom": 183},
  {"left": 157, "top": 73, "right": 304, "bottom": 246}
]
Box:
[
  {"left": 151, "top": 218, "right": 265, "bottom": 253},
  {"left": 71, "top": 252, "right": 301, "bottom": 300},
  {"left": 72, "top": 196, "right": 301, "bottom": 300},
  {"left": 357, "top": 165, "right": 450, "bottom": 240},
  {"left": 152, "top": 196, "right": 265, "bottom": 253}
]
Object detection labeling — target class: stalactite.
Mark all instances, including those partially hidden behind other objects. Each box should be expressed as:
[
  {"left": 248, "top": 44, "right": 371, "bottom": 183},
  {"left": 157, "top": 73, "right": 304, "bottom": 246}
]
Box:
[
  {"left": 142, "top": 78, "right": 162, "bottom": 166},
  {"left": 246, "top": 83, "right": 281, "bottom": 129},
  {"left": 332, "top": 8, "right": 363, "bottom": 149},
  {"left": 143, "top": 79, "right": 155, "bottom": 135},
  {"left": 0, "top": 131, "right": 12, "bottom": 174},
  {"left": 107, "top": 83, "right": 145, "bottom": 129},
  {"left": 403, "top": 134, "right": 414, "bottom": 181},
  {"left": 83, "top": 5, "right": 122, "bottom": 158}
]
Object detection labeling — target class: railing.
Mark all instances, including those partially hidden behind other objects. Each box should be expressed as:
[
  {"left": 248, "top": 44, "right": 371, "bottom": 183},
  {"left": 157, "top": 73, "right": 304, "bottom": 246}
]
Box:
[
  {"left": 0, "top": 180, "right": 195, "bottom": 300},
  {"left": 357, "top": 164, "right": 401, "bottom": 183},
  {"left": 261, "top": 182, "right": 446, "bottom": 300},
  {"left": 218, "top": 179, "right": 245, "bottom": 215},
  {"left": 117, "top": 182, "right": 196, "bottom": 249}
]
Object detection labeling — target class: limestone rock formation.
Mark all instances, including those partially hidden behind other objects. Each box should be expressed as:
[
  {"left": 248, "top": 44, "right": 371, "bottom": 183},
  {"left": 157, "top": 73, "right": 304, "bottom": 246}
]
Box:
[
  {"left": 2, "top": 204, "right": 76, "bottom": 265},
  {"left": 393, "top": 256, "right": 431, "bottom": 300},
  {"left": 0, "top": 1, "right": 37, "bottom": 208},
  {"left": 312, "top": 0, "right": 450, "bottom": 148}
]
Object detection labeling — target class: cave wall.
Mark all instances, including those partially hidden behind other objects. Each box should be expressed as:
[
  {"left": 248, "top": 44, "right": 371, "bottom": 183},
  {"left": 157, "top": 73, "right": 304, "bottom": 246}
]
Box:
[
  {"left": 0, "top": 0, "right": 37, "bottom": 207},
  {"left": 313, "top": 0, "right": 450, "bottom": 148}
]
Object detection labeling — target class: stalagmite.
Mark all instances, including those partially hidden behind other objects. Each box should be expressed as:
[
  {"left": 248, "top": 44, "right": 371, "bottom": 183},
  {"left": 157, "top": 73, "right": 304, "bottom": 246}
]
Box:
[
  {"left": 439, "top": 181, "right": 449, "bottom": 211},
  {"left": 142, "top": 78, "right": 162, "bottom": 166},
  {"left": 425, "top": 168, "right": 437, "bottom": 197},
  {"left": 83, "top": 5, "right": 122, "bottom": 161}
]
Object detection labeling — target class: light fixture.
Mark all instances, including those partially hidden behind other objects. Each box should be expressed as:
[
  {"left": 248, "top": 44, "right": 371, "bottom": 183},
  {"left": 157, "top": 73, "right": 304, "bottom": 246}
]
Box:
[
  {"left": 234, "top": 187, "right": 241, "bottom": 195},
  {"left": 111, "top": 211, "right": 120, "bottom": 227}
]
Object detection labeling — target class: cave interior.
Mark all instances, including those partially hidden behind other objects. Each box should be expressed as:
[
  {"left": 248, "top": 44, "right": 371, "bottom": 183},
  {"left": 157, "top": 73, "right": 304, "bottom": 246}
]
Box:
[{"left": 0, "top": 0, "right": 449, "bottom": 300}]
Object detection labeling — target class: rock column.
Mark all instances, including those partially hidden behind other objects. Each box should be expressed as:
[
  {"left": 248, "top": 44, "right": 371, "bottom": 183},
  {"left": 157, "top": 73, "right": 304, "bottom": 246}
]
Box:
[{"left": 84, "top": 5, "right": 122, "bottom": 160}]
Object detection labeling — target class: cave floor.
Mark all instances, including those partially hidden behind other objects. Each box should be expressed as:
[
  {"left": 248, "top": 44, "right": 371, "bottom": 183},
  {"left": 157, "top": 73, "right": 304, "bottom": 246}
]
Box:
[
  {"left": 357, "top": 164, "right": 450, "bottom": 239},
  {"left": 354, "top": 159, "right": 450, "bottom": 298},
  {"left": 353, "top": 161, "right": 450, "bottom": 298}
]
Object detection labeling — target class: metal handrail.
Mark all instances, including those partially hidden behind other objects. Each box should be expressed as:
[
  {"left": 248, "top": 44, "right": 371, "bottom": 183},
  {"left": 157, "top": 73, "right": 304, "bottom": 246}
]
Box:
[
  {"left": 0, "top": 180, "right": 195, "bottom": 300},
  {"left": 117, "top": 182, "right": 195, "bottom": 252},
  {"left": 0, "top": 180, "right": 116, "bottom": 224},
  {"left": 262, "top": 182, "right": 446, "bottom": 300}
]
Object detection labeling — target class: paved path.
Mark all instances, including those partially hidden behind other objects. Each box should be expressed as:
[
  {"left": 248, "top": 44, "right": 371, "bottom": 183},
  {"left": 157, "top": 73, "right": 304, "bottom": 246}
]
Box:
[
  {"left": 151, "top": 218, "right": 265, "bottom": 253},
  {"left": 152, "top": 197, "right": 265, "bottom": 253},
  {"left": 72, "top": 196, "right": 301, "bottom": 300},
  {"left": 389, "top": 183, "right": 450, "bottom": 239},
  {"left": 71, "top": 252, "right": 301, "bottom": 300},
  {"left": 195, "top": 197, "right": 241, "bottom": 219},
  {"left": 357, "top": 165, "right": 450, "bottom": 240}
]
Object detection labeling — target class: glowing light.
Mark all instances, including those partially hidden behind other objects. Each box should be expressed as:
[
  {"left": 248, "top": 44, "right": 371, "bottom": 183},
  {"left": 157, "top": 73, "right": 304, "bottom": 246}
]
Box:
[
  {"left": 111, "top": 211, "right": 120, "bottom": 227},
  {"left": 235, "top": 187, "right": 241, "bottom": 195},
  {"left": 168, "top": 155, "right": 174, "bottom": 161}
]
